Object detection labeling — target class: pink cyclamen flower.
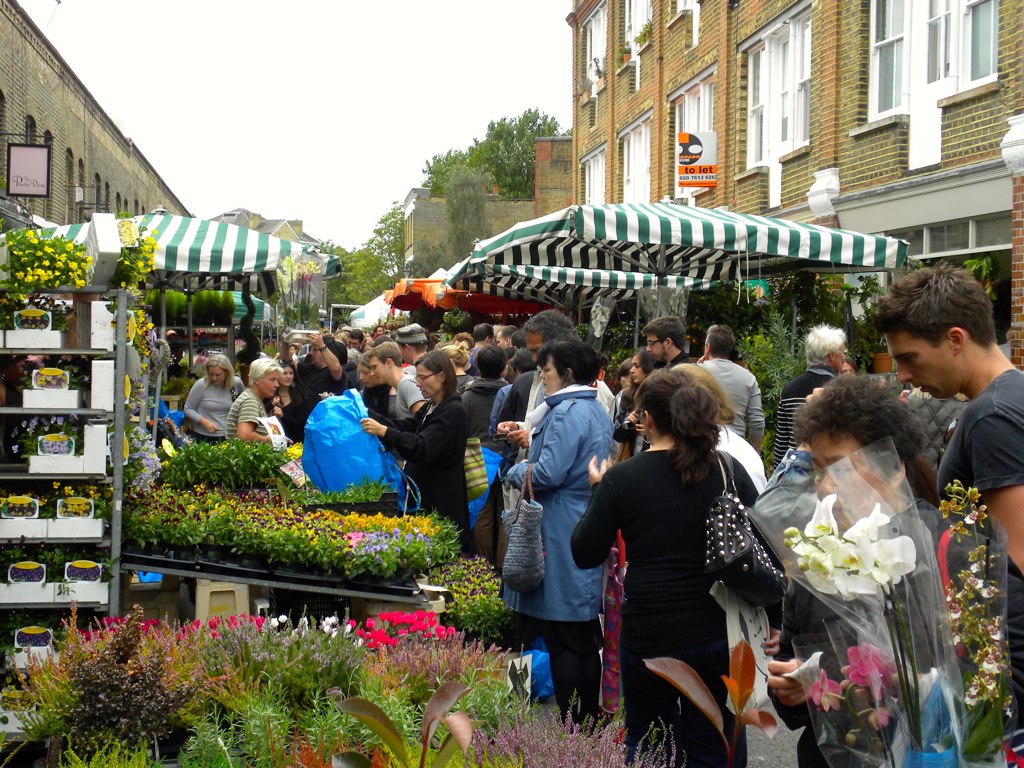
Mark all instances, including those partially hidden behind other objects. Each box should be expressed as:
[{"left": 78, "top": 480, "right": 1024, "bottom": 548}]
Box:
[
  {"left": 847, "top": 644, "right": 896, "bottom": 701},
  {"left": 810, "top": 669, "right": 844, "bottom": 712}
]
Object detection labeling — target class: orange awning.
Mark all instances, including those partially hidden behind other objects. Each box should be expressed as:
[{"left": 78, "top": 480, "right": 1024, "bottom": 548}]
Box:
[{"left": 386, "top": 278, "right": 549, "bottom": 316}]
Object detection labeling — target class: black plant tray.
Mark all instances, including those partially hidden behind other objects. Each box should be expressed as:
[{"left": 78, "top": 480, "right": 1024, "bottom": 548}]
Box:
[
  {"left": 303, "top": 492, "right": 400, "bottom": 517},
  {"left": 270, "top": 565, "right": 346, "bottom": 587},
  {"left": 347, "top": 574, "right": 419, "bottom": 596}
]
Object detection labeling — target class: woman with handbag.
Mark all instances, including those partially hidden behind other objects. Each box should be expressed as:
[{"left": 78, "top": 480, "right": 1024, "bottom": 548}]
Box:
[
  {"left": 360, "top": 350, "right": 471, "bottom": 552},
  {"left": 571, "top": 368, "right": 765, "bottom": 767},
  {"left": 497, "top": 338, "right": 614, "bottom": 727}
]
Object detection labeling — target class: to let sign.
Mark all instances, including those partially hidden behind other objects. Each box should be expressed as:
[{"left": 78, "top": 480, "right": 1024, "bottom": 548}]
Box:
[
  {"left": 6, "top": 143, "right": 52, "bottom": 198},
  {"left": 675, "top": 132, "right": 717, "bottom": 194}
]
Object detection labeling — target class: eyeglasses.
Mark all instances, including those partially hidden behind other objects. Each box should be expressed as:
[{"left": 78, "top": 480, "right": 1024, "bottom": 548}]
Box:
[
  {"left": 645, "top": 338, "right": 664, "bottom": 348},
  {"left": 415, "top": 371, "right": 439, "bottom": 382}
]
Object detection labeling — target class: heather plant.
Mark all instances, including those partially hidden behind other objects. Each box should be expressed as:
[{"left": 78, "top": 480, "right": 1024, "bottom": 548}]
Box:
[
  {"left": 467, "top": 707, "right": 669, "bottom": 768},
  {"left": 20, "top": 606, "right": 205, "bottom": 757},
  {"left": 59, "top": 740, "right": 158, "bottom": 768},
  {"left": 198, "top": 614, "right": 364, "bottom": 716},
  {"left": 428, "top": 556, "right": 514, "bottom": 645}
]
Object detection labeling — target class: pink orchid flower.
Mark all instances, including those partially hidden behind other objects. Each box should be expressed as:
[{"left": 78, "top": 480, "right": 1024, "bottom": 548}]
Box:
[
  {"left": 810, "top": 669, "right": 844, "bottom": 712},
  {"left": 847, "top": 644, "right": 896, "bottom": 701}
]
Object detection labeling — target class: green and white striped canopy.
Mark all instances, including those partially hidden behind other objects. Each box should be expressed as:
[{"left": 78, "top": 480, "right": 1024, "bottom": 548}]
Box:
[
  {"left": 446, "top": 203, "right": 907, "bottom": 309},
  {"left": 36, "top": 213, "right": 338, "bottom": 277}
]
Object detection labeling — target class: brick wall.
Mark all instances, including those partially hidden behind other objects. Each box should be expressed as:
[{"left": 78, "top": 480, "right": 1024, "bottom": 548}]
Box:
[
  {"left": 535, "top": 137, "right": 574, "bottom": 215},
  {"left": 0, "top": 0, "right": 187, "bottom": 226}
]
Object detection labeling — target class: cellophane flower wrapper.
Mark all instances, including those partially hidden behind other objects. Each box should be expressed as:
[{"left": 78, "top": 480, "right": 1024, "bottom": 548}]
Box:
[
  {"left": 941, "top": 481, "right": 1015, "bottom": 765},
  {"left": 753, "top": 439, "right": 965, "bottom": 766}
]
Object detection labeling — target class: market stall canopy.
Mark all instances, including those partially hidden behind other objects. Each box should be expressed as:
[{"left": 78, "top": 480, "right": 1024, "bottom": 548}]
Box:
[
  {"left": 37, "top": 212, "right": 340, "bottom": 283},
  {"left": 386, "top": 276, "right": 550, "bottom": 316},
  {"left": 349, "top": 293, "right": 403, "bottom": 330},
  {"left": 446, "top": 203, "right": 908, "bottom": 310}
]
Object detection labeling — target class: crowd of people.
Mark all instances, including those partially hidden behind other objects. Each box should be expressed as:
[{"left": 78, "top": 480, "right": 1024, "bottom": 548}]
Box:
[{"left": 159, "top": 265, "right": 1024, "bottom": 767}]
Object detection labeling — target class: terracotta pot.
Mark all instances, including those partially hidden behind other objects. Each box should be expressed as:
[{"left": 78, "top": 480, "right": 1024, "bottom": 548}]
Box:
[{"left": 872, "top": 352, "right": 893, "bottom": 374}]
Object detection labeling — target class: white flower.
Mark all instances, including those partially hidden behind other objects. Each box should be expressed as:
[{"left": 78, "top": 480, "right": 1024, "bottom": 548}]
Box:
[
  {"left": 805, "top": 494, "right": 840, "bottom": 538},
  {"left": 270, "top": 617, "right": 280, "bottom": 629},
  {"left": 869, "top": 536, "right": 917, "bottom": 588},
  {"left": 843, "top": 504, "right": 890, "bottom": 545},
  {"left": 278, "top": 614, "right": 287, "bottom": 624}
]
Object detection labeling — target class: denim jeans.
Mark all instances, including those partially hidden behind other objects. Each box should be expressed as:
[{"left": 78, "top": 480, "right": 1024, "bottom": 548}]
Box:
[{"left": 621, "top": 640, "right": 746, "bottom": 768}]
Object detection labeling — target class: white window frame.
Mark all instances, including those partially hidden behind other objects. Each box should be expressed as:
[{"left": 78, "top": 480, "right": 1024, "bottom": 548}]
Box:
[
  {"left": 964, "top": 0, "right": 998, "bottom": 84},
  {"left": 625, "top": 0, "right": 653, "bottom": 52},
  {"left": 871, "top": 0, "right": 906, "bottom": 117},
  {"left": 582, "top": 148, "right": 607, "bottom": 205},
  {"left": 584, "top": 4, "right": 607, "bottom": 83},
  {"left": 926, "top": 0, "right": 952, "bottom": 83},
  {"left": 747, "top": 46, "right": 766, "bottom": 166},
  {"left": 621, "top": 119, "right": 651, "bottom": 203}
]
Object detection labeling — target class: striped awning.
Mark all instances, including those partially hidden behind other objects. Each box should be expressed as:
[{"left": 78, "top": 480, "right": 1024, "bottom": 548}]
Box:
[
  {"left": 446, "top": 203, "right": 907, "bottom": 309},
  {"left": 35, "top": 213, "right": 339, "bottom": 277}
]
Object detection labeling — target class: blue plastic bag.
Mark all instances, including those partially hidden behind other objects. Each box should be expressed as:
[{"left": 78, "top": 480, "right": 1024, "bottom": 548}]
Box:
[
  {"left": 524, "top": 648, "right": 555, "bottom": 701},
  {"left": 303, "top": 390, "right": 416, "bottom": 509},
  {"left": 467, "top": 446, "right": 503, "bottom": 529}
]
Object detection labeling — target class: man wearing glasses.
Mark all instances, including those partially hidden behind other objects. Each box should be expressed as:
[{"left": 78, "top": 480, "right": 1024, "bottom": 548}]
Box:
[{"left": 642, "top": 316, "right": 689, "bottom": 368}]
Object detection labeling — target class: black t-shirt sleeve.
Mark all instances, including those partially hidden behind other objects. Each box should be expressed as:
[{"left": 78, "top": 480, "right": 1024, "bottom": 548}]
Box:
[{"left": 572, "top": 472, "right": 620, "bottom": 569}]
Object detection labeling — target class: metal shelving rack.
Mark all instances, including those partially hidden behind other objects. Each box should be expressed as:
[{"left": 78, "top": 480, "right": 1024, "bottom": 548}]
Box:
[{"left": 0, "top": 287, "right": 128, "bottom": 614}]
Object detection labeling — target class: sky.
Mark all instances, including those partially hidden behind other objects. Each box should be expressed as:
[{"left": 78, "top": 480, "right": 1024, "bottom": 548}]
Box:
[{"left": 17, "top": 0, "right": 574, "bottom": 250}]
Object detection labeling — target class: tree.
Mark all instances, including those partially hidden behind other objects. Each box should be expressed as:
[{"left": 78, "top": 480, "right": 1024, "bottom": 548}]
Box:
[
  {"left": 422, "top": 149, "right": 472, "bottom": 197},
  {"left": 445, "top": 168, "right": 491, "bottom": 267},
  {"left": 471, "top": 109, "right": 565, "bottom": 199},
  {"left": 420, "top": 108, "right": 566, "bottom": 200}
]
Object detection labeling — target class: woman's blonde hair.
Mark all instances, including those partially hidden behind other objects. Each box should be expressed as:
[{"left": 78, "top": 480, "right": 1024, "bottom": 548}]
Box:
[
  {"left": 248, "top": 357, "right": 283, "bottom": 386},
  {"left": 439, "top": 343, "right": 470, "bottom": 370},
  {"left": 203, "top": 354, "right": 235, "bottom": 389},
  {"left": 672, "top": 363, "right": 735, "bottom": 425}
]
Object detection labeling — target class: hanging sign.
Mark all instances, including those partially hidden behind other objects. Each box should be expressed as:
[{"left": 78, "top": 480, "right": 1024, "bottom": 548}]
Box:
[
  {"left": 6, "top": 143, "right": 52, "bottom": 198},
  {"left": 675, "top": 132, "right": 717, "bottom": 194}
]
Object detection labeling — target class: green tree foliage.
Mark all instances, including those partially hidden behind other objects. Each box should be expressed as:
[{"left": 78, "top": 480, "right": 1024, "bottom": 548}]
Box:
[
  {"left": 421, "top": 109, "right": 566, "bottom": 199},
  {"left": 445, "top": 168, "right": 491, "bottom": 265},
  {"left": 422, "top": 149, "right": 472, "bottom": 197},
  {"left": 471, "top": 108, "right": 565, "bottom": 199}
]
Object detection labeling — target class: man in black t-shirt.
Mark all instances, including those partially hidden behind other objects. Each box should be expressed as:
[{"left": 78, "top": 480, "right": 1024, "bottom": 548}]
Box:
[
  {"left": 297, "top": 332, "right": 347, "bottom": 399},
  {"left": 878, "top": 264, "right": 1024, "bottom": 750}
]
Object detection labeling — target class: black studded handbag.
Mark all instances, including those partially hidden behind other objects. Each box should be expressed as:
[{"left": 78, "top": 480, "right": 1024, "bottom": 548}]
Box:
[{"left": 704, "top": 452, "right": 786, "bottom": 608}]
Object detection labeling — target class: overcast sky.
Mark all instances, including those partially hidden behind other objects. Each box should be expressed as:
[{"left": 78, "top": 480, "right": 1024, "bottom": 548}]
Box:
[{"left": 18, "top": 0, "right": 573, "bottom": 250}]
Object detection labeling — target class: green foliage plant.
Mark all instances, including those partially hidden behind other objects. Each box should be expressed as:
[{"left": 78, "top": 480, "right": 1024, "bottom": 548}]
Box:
[
  {"left": 178, "top": 715, "right": 240, "bottom": 768},
  {"left": 332, "top": 680, "right": 477, "bottom": 768},
  {"left": 158, "top": 439, "right": 284, "bottom": 490},
  {"left": 427, "top": 557, "right": 514, "bottom": 646},
  {"left": 59, "top": 740, "right": 158, "bottom": 768}
]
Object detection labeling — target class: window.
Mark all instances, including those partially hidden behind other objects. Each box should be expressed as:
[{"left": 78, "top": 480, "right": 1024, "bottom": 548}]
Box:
[
  {"left": 584, "top": 4, "right": 607, "bottom": 82},
  {"left": 873, "top": 0, "right": 905, "bottom": 114},
  {"left": 746, "top": 14, "right": 812, "bottom": 161},
  {"left": 622, "top": 119, "right": 651, "bottom": 203},
  {"left": 927, "top": 0, "right": 951, "bottom": 82},
  {"left": 967, "top": 0, "right": 997, "bottom": 81},
  {"left": 582, "top": 149, "right": 607, "bottom": 204},
  {"left": 675, "top": 78, "right": 715, "bottom": 135},
  {"left": 24, "top": 115, "right": 37, "bottom": 143},
  {"left": 625, "top": 0, "right": 652, "bottom": 52}
]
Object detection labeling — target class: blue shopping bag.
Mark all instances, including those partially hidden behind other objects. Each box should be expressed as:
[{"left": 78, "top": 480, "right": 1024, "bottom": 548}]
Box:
[
  {"left": 303, "top": 390, "right": 417, "bottom": 510},
  {"left": 467, "top": 446, "right": 503, "bottom": 529}
]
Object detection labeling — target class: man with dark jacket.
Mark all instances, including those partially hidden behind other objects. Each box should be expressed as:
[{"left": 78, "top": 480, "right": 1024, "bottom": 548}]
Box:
[{"left": 643, "top": 316, "right": 689, "bottom": 368}]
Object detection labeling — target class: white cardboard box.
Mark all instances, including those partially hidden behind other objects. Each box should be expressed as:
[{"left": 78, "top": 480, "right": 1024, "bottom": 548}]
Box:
[
  {"left": 90, "top": 360, "right": 115, "bottom": 411},
  {"left": 0, "top": 582, "right": 55, "bottom": 604},
  {"left": 55, "top": 581, "right": 108, "bottom": 604},
  {"left": 89, "top": 300, "right": 115, "bottom": 351},
  {"left": 0, "top": 518, "right": 48, "bottom": 539},
  {"left": 82, "top": 423, "right": 107, "bottom": 475},
  {"left": 28, "top": 455, "right": 84, "bottom": 474},
  {"left": 47, "top": 518, "right": 104, "bottom": 539},
  {"left": 5, "top": 329, "right": 64, "bottom": 349},
  {"left": 23, "top": 389, "right": 82, "bottom": 409}
]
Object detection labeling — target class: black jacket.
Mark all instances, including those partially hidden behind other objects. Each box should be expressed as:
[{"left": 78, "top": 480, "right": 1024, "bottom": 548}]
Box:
[
  {"left": 460, "top": 377, "right": 506, "bottom": 451},
  {"left": 375, "top": 396, "right": 470, "bottom": 551}
]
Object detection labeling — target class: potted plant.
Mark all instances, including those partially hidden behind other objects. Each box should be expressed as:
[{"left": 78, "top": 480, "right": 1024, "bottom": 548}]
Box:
[
  {"left": 634, "top": 20, "right": 653, "bottom": 48},
  {"left": 618, "top": 42, "right": 632, "bottom": 66},
  {"left": 577, "top": 76, "right": 593, "bottom": 104}
]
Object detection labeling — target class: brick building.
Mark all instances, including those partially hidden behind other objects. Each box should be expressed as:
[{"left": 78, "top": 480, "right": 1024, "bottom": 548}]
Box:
[
  {"left": 0, "top": 0, "right": 187, "bottom": 232},
  {"left": 569, "top": 0, "right": 1024, "bottom": 362}
]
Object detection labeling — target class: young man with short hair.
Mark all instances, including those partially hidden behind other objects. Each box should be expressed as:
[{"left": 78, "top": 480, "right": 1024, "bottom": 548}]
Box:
[
  {"left": 877, "top": 264, "right": 1024, "bottom": 751},
  {"left": 496, "top": 324, "right": 518, "bottom": 349},
  {"left": 642, "top": 316, "right": 689, "bottom": 368},
  {"left": 365, "top": 341, "right": 425, "bottom": 418},
  {"left": 394, "top": 323, "right": 429, "bottom": 366}
]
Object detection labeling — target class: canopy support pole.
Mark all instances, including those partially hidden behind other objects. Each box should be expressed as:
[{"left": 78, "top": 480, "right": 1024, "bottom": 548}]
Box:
[
  {"left": 186, "top": 282, "right": 195, "bottom": 371},
  {"left": 634, "top": 295, "right": 641, "bottom": 348}
]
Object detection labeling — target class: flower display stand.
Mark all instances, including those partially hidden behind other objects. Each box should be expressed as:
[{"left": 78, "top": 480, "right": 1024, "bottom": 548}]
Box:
[
  {"left": 22, "top": 389, "right": 83, "bottom": 409},
  {"left": 0, "top": 581, "right": 53, "bottom": 604},
  {"left": 0, "top": 517, "right": 49, "bottom": 539},
  {"left": 54, "top": 581, "right": 109, "bottom": 605},
  {"left": 28, "top": 455, "right": 85, "bottom": 474},
  {"left": 47, "top": 517, "right": 104, "bottom": 539},
  {"left": 4, "top": 329, "right": 64, "bottom": 349}
]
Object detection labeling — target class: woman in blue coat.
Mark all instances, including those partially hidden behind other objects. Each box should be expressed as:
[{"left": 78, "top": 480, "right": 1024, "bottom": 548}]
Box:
[{"left": 498, "top": 338, "right": 613, "bottom": 725}]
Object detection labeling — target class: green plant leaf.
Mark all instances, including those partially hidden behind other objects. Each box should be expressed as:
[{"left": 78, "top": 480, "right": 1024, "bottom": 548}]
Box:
[
  {"left": 644, "top": 657, "right": 726, "bottom": 745},
  {"left": 332, "top": 752, "right": 374, "bottom": 768},
  {"left": 430, "top": 732, "right": 467, "bottom": 768},
  {"left": 334, "top": 696, "right": 409, "bottom": 766},
  {"left": 422, "top": 681, "right": 470, "bottom": 747}
]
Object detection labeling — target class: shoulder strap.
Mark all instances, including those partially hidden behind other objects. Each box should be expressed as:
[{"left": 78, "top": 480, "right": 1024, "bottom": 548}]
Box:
[{"left": 716, "top": 451, "right": 738, "bottom": 497}]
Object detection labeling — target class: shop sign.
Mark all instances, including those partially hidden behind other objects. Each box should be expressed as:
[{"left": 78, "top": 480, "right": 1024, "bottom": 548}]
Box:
[{"left": 6, "top": 143, "right": 52, "bottom": 198}]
